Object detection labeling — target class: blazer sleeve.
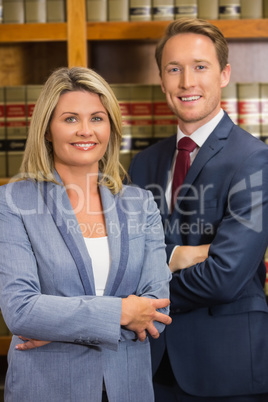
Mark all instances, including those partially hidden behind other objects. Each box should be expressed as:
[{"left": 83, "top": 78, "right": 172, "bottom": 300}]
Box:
[
  {"left": 0, "top": 185, "right": 123, "bottom": 351},
  {"left": 170, "top": 146, "right": 268, "bottom": 312}
]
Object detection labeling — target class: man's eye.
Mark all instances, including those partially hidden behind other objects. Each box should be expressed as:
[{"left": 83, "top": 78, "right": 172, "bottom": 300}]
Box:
[{"left": 197, "top": 65, "right": 206, "bottom": 70}]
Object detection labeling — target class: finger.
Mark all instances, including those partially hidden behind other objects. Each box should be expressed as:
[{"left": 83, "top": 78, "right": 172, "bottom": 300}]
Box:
[
  {"left": 152, "top": 298, "right": 170, "bottom": 309},
  {"left": 136, "top": 330, "right": 147, "bottom": 342},
  {"left": 16, "top": 342, "right": 30, "bottom": 351},
  {"left": 154, "top": 311, "right": 172, "bottom": 325},
  {"left": 146, "top": 323, "right": 159, "bottom": 339}
]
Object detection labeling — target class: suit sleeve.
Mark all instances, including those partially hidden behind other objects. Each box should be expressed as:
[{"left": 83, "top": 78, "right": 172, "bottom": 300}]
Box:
[{"left": 170, "top": 147, "right": 268, "bottom": 312}]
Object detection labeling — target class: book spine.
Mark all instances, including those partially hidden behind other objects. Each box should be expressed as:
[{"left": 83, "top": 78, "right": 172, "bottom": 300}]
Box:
[
  {"left": 152, "top": 0, "right": 174, "bottom": 21},
  {"left": 5, "top": 86, "right": 27, "bottom": 178},
  {"left": 264, "top": 0, "right": 268, "bottom": 18},
  {"left": 175, "top": 0, "right": 198, "bottom": 18},
  {"left": 240, "top": 0, "right": 263, "bottom": 19},
  {"left": 219, "top": 0, "right": 240, "bottom": 19},
  {"left": 130, "top": 85, "right": 153, "bottom": 157},
  {"left": 110, "top": 84, "right": 132, "bottom": 170},
  {"left": 152, "top": 85, "right": 177, "bottom": 140},
  {"left": 26, "top": 85, "right": 42, "bottom": 128},
  {"left": 25, "top": 0, "right": 47, "bottom": 23},
  {"left": 0, "top": 0, "right": 3, "bottom": 23},
  {"left": 130, "top": 0, "right": 151, "bottom": 21},
  {"left": 108, "top": 0, "right": 129, "bottom": 21},
  {"left": 260, "top": 83, "right": 268, "bottom": 144},
  {"left": 0, "top": 87, "right": 7, "bottom": 178},
  {"left": 198, "top": 0, "right": 218, "bottom": 19},
  {"left": 3, "top": 0, "right": 25, "bottom": 23},
  {"left": 47, "top": 0, "right": 66, "bottom": 22},
  {"left": 221, "top": 83, "right": 238, "bottom": 124},
  {"left": 238, "top": 83, "right": 260, "bottom": 138},
  {"left": 86, "top": 0, "right": 107, "bottom": 22}
]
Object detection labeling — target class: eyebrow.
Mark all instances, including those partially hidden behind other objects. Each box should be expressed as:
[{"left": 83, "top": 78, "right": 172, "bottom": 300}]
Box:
[
  {"left": 164, "top": 59, "right": 212, "bottom": 69},
  {"left": 60, "top": 110, "right": 108, "bottom": 117}
]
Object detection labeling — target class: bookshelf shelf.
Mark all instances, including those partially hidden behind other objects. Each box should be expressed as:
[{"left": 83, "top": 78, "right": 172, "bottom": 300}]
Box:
[
  {"left": 0, "top": 337, "right": 11, "bottom": 356},
  {"left": 0, "top": 23, "right": 67, "bottom": 43},
  {"left": 86, "top": 19, "right": 268, "bottom": 41},
  {"left": 0, "top": 179, "right": 9, "bottom": 186}
]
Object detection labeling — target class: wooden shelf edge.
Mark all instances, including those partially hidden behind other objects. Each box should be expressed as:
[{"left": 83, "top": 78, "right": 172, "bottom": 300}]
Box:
[
  {"left": 0, "top": 336, "right": 11, "bottom": 356},
  {"left": 86, "top": 19, "right": 268, "bottom": 41},
  {"left": 0, "top": 23, "right": 68, "bottom": 43},
  {"left": 0, "top": 178, "right": 10, "bottom": 186}
]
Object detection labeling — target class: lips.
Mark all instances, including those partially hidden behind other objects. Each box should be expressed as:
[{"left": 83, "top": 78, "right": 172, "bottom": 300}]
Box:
[{"left": 71, "top": 142, "right": 97, "bottom": 151}]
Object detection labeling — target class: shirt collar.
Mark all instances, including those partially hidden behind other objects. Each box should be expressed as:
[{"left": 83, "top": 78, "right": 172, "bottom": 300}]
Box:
[{"left": 176, "top": 109, "right": 224, "bottom": 148}]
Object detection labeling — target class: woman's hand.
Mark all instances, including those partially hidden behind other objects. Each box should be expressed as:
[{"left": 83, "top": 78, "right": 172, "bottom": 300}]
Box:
[
  {"left": 121, "top": 295, "right": 172, "bottom": 342},
  {"left": 169, "top": 244, "right": 210, "bottom": 273},
  {"left": 16, "top": 336, "right": 51, "bottom": 351}
]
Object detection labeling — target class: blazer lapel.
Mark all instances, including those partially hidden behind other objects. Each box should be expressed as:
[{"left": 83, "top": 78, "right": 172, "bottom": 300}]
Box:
[
  {"left": 100, "top": 185, "right": 129, "bottom": 296},
  {"left": 42, "top": 177, "right": 95, "bottom": 295},
  {"left": 173, "top": 112, "right": 233, "bottom": 213}
]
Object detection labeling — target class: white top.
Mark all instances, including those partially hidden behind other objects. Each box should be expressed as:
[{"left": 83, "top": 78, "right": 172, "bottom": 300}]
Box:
[{"left": 83, "top": 236, "right": 111, "bottom": 296}]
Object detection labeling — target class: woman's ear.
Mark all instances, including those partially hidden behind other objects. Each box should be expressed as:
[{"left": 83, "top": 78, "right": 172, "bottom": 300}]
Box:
[{"left": 45, "top": 130, "right": 52, "bottom": 141}]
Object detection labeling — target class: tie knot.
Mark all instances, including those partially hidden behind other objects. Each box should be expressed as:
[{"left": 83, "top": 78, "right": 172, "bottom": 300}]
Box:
[{"left": 177, "top": 137, "right": 197, "bottom": 153}]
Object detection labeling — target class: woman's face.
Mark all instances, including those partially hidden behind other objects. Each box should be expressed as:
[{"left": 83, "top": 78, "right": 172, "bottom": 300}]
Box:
[{"left": 47, "top": 90, "right": 111, "bottom": 174}]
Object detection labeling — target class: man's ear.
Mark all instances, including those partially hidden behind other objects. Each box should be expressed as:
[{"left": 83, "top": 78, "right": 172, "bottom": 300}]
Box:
[{"left": 220, "top": 64, "right": 231, "bottom": 89}]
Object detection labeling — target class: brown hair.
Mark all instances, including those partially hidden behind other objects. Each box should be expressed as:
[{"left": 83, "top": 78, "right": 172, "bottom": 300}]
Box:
[{"left": 155, "top": 18, "right": 229, "bottom": 74}]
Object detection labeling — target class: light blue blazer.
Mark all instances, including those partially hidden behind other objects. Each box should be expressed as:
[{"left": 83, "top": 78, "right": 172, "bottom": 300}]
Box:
[{"left": 0, "top": 174, "right": 171, "bottom": 402}]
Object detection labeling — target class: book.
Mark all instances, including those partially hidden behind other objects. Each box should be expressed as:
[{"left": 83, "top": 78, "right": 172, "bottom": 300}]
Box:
[
  {"left": 152, "top": 0, "right": 174, "bottom": 21},
  {"left": 221, "top": 83, "right": 238, "bottom": 124},
  {"left": 130, "top": 85, "right": 153, "bottom": 157},
  {"left": 260, "top": 83, "right": 268, "bottom": 144},
  {"left": 0, "top": 87, "right": 6, "bottom": 178},
  {"left": 110, "top": 84, "right": 132, "bottom": 170},
  {"left": 240, "top": 0, "right": 263, "bottom": 19},
  {"left": 238, "top": 83, "right": 260, "bottom": 138},
  {"left": 25, "top": 0, "right": 46, "bottom": 23},
  {"left": 0, "top": 0, "right": 3, "bottom": 23},
  {"left": 108, "top": 0, "right": 128, "bottom": 21},
  {"left": 198, "top": 0, "right": 218, "bottom": 19},
  {"left": 47, "top": 0, "right": 66, "bottom": 22},
  {"left": 3, "top": 0, "right": 24, "bottom": 23},
  {"left": 175, "top": 0, "right": 198, "bottom": 18},
  {"left": 219, "top": 0, "right": 240, "bottom": 19},
  {"left": 86, "top": 0, "right": 107, "bottom": 22},
  {"left": 130, "top": 0, "right": 151, "bottom": 21},
  {"left": 264, "top": 0, "right": 268, "bottom": 18},
  {"left": 5, "top": 86, "right": 27, "bottom": 177},
  {"left": 152, "top": 84, "right": 177, "bottom": 139}
]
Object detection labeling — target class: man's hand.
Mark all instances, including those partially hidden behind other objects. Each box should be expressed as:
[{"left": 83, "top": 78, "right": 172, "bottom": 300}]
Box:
[
  {"left": 169, "top": 244, "right": 210, "bottom": 273},
  {"left": 121, "top": 295, "right": 172, "bottom": 342}
]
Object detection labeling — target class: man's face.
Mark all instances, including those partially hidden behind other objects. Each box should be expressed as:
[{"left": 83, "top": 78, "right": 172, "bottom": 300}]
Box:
[{"left": 160, "top": 32, "right": 230, "bottom": 135}]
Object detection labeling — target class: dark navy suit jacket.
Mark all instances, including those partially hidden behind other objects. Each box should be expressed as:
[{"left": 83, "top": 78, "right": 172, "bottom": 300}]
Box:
[{"left": 129, "top": 112, "right": 268, "bottom": 397}]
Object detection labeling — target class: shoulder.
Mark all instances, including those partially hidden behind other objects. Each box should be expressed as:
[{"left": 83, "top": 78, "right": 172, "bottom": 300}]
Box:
[
  {"left": 118, "top": 184, "right": 157, "bottom": 213},
  {"left": 0, "top": 179, "right": 40, "bottom": 211}
]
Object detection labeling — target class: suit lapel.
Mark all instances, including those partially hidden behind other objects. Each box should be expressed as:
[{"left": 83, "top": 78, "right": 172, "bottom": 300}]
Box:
[
  {"left": 100, "top": 185, "right": 129, "bottom": 296},
  {"left": 172, "top": 112, "right": 233, "bottom": 213}
]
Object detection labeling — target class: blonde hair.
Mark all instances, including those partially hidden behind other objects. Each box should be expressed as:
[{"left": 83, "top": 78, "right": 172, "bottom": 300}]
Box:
[
  {"left": 20, "top": 67, "right": 126, "bottom": 194},
  {"left": 155, "top": 18, "right": 229, "bottom": 75}
]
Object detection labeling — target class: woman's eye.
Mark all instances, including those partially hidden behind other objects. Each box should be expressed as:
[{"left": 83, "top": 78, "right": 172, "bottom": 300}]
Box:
[
  {"left": 65, "top": 116, "right": 77, "bottom": 123},
  {"left": 92, "top": 116, "right": 102, "bottom": 122}
]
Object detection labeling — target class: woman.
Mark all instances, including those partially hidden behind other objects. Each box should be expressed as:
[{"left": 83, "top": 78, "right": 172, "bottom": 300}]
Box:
[{"left": 0, "top": 67, "right": 171, "bottom": 402}]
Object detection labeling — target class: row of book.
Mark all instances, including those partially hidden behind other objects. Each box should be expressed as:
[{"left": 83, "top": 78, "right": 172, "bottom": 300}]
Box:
[
  {"left": 0, "top": 82, "right": 267, "bottom": 177},
  {"left": 0, "top": 0, "right": 268, "bottom": 24}
]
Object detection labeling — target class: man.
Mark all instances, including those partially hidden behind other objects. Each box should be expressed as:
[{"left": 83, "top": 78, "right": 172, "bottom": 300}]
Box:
[{"left": 129, "top": 18, "right": 268, "bottom": 402}]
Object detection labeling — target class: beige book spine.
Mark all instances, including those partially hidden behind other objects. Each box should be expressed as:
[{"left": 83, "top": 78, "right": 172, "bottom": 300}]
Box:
[
  {"left": 86, "top": 0, "right": 107, "bottom": 22},
  {"left": 25, "top": 0, "right": 47, "bottom": 23},
  {"left": 198, "top": 0, "right": 218, "bottom": 19},
  {"left": 152, "top": 0, "right": 174, "bottom": 21},
  {"left": 3, "top": 0, "right": 25, "bottom": 23},
  {"left": 221, "top": 83, "right": 238, "bottom": 124},
  {"left": 238, "top": 83, "right": 260, "bottom": 138},
  {"left": 47, "top": 0, "right": 66, "bottom": 22},
  {"left": 240, "top": 0, "right": 263, "bottom": 19},
  {"left": 108, "top": 0, "right": 129, "bottom": 21},
  {"left": 260, "top": 83, "right": 268, "bottom": 142},
  {"left": 26, "top": 85, "right": 43, "bottom": 128},
  {"left": 175, "top": 0, "right": 198, "bottom": 18},
  {"left": 130, "top": 0, "right": 151, "bottom": 21},
  {"left": 219, "top": 0, "right": 240, "bottom": 19}
]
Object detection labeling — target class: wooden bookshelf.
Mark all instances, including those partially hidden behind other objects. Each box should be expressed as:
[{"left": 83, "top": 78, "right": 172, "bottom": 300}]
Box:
[{"left": 0, "top": 179, "right": 9, "bottom": 186}]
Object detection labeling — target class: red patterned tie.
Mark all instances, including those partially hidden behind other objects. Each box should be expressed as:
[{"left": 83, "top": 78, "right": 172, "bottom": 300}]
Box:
[{"left": 171, "top": 137, "right": 197, "bottom": 210}]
